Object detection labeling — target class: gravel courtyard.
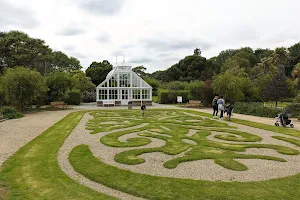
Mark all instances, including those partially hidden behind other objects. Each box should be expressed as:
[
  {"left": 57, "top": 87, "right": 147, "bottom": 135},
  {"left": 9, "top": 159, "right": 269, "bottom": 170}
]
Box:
[{"left": 0, "top": 110, "right": 74, "bottom": 167}]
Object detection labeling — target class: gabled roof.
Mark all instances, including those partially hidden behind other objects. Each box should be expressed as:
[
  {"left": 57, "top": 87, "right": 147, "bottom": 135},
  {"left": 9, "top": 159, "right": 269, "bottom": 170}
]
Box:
[{"left": 96, "top": 65, "right": 152, "bottom": 88}]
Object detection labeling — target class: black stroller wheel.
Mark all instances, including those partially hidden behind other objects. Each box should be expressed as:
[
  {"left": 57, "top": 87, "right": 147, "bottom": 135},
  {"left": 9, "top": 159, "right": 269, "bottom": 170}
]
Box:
[{"left": 290, "top": 124, "right": 294, "bottom": 128}]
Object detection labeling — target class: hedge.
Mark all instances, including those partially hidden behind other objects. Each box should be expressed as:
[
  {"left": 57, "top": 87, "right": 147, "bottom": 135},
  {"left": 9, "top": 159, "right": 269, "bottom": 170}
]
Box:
[
  {"left": 233, "top": 102, "right": 281, "bottom": 118},
  {"left": 158, "top": 89, "right": 189, "bottom": 104},
  {"left": 0, "top": 106, "right": 24, "bottom": 119}
]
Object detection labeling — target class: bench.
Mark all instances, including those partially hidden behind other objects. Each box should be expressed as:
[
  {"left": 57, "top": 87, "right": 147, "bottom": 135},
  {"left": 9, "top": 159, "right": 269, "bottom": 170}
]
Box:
[
  {"left": 187, "top": 100, "right": 202, "bottom": 108},
  {"left": 102, "top": 100, "right": 115, "bottom": 107},
  {"left": 50, "top": 101, "right": 67, "bottom": 110}
]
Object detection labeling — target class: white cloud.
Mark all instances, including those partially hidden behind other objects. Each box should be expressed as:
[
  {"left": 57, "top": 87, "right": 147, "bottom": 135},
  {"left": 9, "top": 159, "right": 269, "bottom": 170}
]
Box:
[{"left": 1, "top": 0, "right": 300, "bottom": 73}]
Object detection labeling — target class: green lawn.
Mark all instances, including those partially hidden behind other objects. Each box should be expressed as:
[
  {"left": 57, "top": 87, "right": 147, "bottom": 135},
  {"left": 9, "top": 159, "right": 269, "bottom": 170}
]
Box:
[
  {"left": 264, "top": 101, "right": 292, "bottom": 108},
  {"left": 2, "top": 109, "right": 300, "bottom": 200}
]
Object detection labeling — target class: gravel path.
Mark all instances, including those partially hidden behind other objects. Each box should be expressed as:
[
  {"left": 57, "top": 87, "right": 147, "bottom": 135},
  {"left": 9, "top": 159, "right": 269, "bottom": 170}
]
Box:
[
  {"left": 59, "top": 112, "right": 300, "bottom": 185},
  {"left": 0, "top": 110, "right": 74, "bottom": 167}
]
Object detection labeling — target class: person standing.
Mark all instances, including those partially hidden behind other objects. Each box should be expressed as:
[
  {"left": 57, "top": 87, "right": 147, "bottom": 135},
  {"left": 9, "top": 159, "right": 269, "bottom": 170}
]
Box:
[
  {"left": 217, "top": 96, "right": 225, "bottom": 120},
  {"left": 141, "top": 104, "right": 146, "bottom": 116},
  {"left": 212, "top": 95, "right": 219, "bottom": 118}
]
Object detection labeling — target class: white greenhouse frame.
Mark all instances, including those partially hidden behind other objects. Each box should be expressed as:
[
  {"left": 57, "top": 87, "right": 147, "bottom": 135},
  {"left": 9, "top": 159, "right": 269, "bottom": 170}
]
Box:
[{"left": 96, "top": 66, "right": 152, "bottom": 106}]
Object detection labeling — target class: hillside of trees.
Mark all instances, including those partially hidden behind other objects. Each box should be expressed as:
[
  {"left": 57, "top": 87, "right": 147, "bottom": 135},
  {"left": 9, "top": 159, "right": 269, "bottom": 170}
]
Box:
[{"left": 1, "top": 30, "right": 300, "bottom": 113}]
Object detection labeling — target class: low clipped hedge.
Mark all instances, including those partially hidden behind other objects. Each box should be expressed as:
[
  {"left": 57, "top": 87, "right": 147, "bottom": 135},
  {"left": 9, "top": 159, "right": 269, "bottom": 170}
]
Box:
[
  {"left": 233, "top": 102, "right": 281, "bottom": 118},
  {"left": 0, "top": 106, "right": 24, "bottom": 119},
  {"left": 158, "top": 89, "right": 189, "bottom": 104}
]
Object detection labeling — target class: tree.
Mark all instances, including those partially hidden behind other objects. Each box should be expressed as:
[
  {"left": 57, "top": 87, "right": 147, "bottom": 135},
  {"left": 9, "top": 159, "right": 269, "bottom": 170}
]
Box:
[
  {"left": 215, "top": 49, "right": 238, "bottom": 67},
  {"left": 46, "top": 71, "right": 72, "bottom": 101},
  {"left": 187, "top": 81, "right": 205, "bottom": 100},
  {"left": 132, "top": 65, "right": 147, "bottom": 78},
  {"left": 221, "top": 49, "right": 258, "bottom": 72},
  {"left": 85, "top": 60, "right": 113, "bottom": 86},
  {"left": 0, "top": 31, "right": 52, "bottom": 73},
  {"left": 212, "top": 67, "right": 253, "bottom": 103},
  {"left": 262, "top": 73, "right": 289, "bottom": 107},
  {"left": 50, "top": 51, "right": 82, "bottom": 72},
  {"left": 70, "top": 70, "right": 95, "bottom": 92},
  {"left": 272, "top": 47, "right": 288, "bottom": 75},
  {"left": 288, "top": 42, "right": 300, "bottom": 66},
  {"left": 144, "top": 77, "right": 161, "bottom": 96},
  {"left": 193, "top": 48, "right": 201, "bottom": 56},
  {"left": 254, "top": 48, "right": 273, "bottom": 62},
  {"left": 151, "top": 70, "right": 167, "bottom": 82},
  {"left": 0, "top": 67, "right": 47, "bottom": 111}
]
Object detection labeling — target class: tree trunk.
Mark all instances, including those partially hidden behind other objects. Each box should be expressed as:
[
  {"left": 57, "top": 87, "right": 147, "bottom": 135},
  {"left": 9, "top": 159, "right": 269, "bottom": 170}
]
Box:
[{"left": 275, "top": 101, "right": 278, "bottom": 108}]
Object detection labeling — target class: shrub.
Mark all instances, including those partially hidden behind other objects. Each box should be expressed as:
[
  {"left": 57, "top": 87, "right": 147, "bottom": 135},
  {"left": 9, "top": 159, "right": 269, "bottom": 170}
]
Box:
[
  {"left": 65, "top": 89, "right": 81, "bottom": 105},
  {"left": 0, "top": 106, "right": 23, "bottom": 119},
  {"left": 82, "top": 91, "right": 96, "bottom": 103},
  {"left": 158, "top": 89, "right": 189, "bottom": 104},
  {"left": 285, "top": 104, "right": 300, "bottom": 118},
  {"left": 163, "top": 81, "right": 188, "bottom": 91},
  {"left": 233, "top": 102, "right": 281, "bottom": 118}
]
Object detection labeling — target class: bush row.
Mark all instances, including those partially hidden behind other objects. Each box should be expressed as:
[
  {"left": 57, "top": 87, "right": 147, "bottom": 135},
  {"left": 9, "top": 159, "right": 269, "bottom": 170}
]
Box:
[
  {"left": 285, "top": 104, "right": 300, "bottom": 118},
  {"left": 233, "top": 102, "right": 281, "bottom": 118},
  {"left": 158, "top": 90, "right": 189, "bottom": 104},
  {"left": 0, "top": 106, "right": 24, "bottom": 119}
]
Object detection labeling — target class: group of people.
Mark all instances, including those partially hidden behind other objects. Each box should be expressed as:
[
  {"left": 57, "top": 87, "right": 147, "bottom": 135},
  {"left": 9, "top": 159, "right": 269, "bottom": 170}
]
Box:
[{"left": 212, "top": 95, "right": 233, "bottom": 120}]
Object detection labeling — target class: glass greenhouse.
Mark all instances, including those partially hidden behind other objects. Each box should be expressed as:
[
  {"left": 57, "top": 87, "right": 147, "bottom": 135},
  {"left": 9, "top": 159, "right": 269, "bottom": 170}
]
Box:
[{"left": 96, "top": 65, "right": 152, "bottom": 106}]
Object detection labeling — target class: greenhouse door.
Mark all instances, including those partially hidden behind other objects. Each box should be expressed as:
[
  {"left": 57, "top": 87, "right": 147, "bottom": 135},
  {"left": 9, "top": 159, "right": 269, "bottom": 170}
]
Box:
[{"left": 121, "top": 89, "right": 129, "bottom": 105}]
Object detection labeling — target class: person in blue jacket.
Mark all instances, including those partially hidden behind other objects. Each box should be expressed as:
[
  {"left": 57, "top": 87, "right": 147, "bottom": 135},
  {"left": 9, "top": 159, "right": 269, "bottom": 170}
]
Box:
[{"left": 217, "top": 96, "right": 225, "bottom": 120}]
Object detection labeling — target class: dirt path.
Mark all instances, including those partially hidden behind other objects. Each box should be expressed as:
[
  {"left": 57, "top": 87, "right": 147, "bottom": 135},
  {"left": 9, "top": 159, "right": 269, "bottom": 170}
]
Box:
[{"left": 0, "top": 110, "right": 74, "bottom": 167}]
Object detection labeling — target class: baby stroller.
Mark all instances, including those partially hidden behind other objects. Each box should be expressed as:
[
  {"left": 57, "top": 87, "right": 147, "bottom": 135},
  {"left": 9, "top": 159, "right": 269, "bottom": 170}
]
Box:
[
  {"left": 275, "top": 110, "right": 294, "bottom": 128},
  {"left": 224, "top": 104, "right": 234, "bottom": 121}
]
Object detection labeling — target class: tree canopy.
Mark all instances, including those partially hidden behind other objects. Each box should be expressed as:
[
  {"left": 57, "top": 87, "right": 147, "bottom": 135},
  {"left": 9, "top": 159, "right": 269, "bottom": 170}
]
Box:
[
  {"left": 0, "top": 67, "right": 47, "bottom": 110},
  {"left": 85, "top": 60, "right": 113, "bottom": 86}
]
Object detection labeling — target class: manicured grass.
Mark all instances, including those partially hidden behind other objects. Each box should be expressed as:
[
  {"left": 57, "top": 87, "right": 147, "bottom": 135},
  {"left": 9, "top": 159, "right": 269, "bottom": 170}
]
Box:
[
  {"left": 264, "top": 102, "right": 291, "bottom": 108},
  {"left": 272, "top": 136, "right": 300, "bottom": 147},
  {"left": 70, "top": 144, "right": 300, "bottom": 200},
  {"left": 0, "top": 111, "right": 116, "bottom": 200},
  {"left": 88, "top": 110, "right": 298, "bottom": 171}
]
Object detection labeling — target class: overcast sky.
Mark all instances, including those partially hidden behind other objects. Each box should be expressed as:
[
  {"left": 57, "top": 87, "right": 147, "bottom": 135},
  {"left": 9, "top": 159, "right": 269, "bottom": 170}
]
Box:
[{"left": 1, "top": 0, "right": 300, "bottom": 72}]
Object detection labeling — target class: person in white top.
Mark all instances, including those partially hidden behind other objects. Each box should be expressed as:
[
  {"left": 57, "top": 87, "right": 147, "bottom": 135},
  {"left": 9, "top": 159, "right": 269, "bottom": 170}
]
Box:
[{"left": 217, "top": 96, "right": 225, "bottom": 120}]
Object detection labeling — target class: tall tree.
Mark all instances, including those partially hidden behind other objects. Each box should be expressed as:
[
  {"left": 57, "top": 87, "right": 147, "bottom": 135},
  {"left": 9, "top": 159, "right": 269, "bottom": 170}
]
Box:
[
  {"left": 272, "top": 47, "right": 288, "bottom": 75},
  {"left": 0, "top": 31, "right": 51, "bottom": 73},
  {"left": 70, "top": 70, "right": 95, "bottom": 92},
  {"left": 288, "top": 42, "right": 300, "bottom": 66},
  {"left": 46, "top": 71, "right": 72, "bottom": 101},
  {"left": 0, "top": 67, "right": 47, "bottom": 111},
  {"left": 212, "top": 67, "right": 253, "bottom": 103},
  {"left": 50, "top": 51, "right": 82, "bottom": 72},
  {"left": 132, "top": 65, "right": 147, "bottom": 78},
  {"left": 263, "top": 73, "right": 289, "bottom": 107},
  {"left": 85, "top": 60, "right": 113, "bottom": 86}
]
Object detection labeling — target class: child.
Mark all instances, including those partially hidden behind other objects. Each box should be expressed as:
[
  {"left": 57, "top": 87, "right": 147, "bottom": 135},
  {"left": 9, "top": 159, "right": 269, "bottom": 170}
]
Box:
[
  {"left": 141, "top": 104, "right": 146, "bottom": 116},
  {"left": 224, "top": 104, "right": 234, "bottom": 120}
]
